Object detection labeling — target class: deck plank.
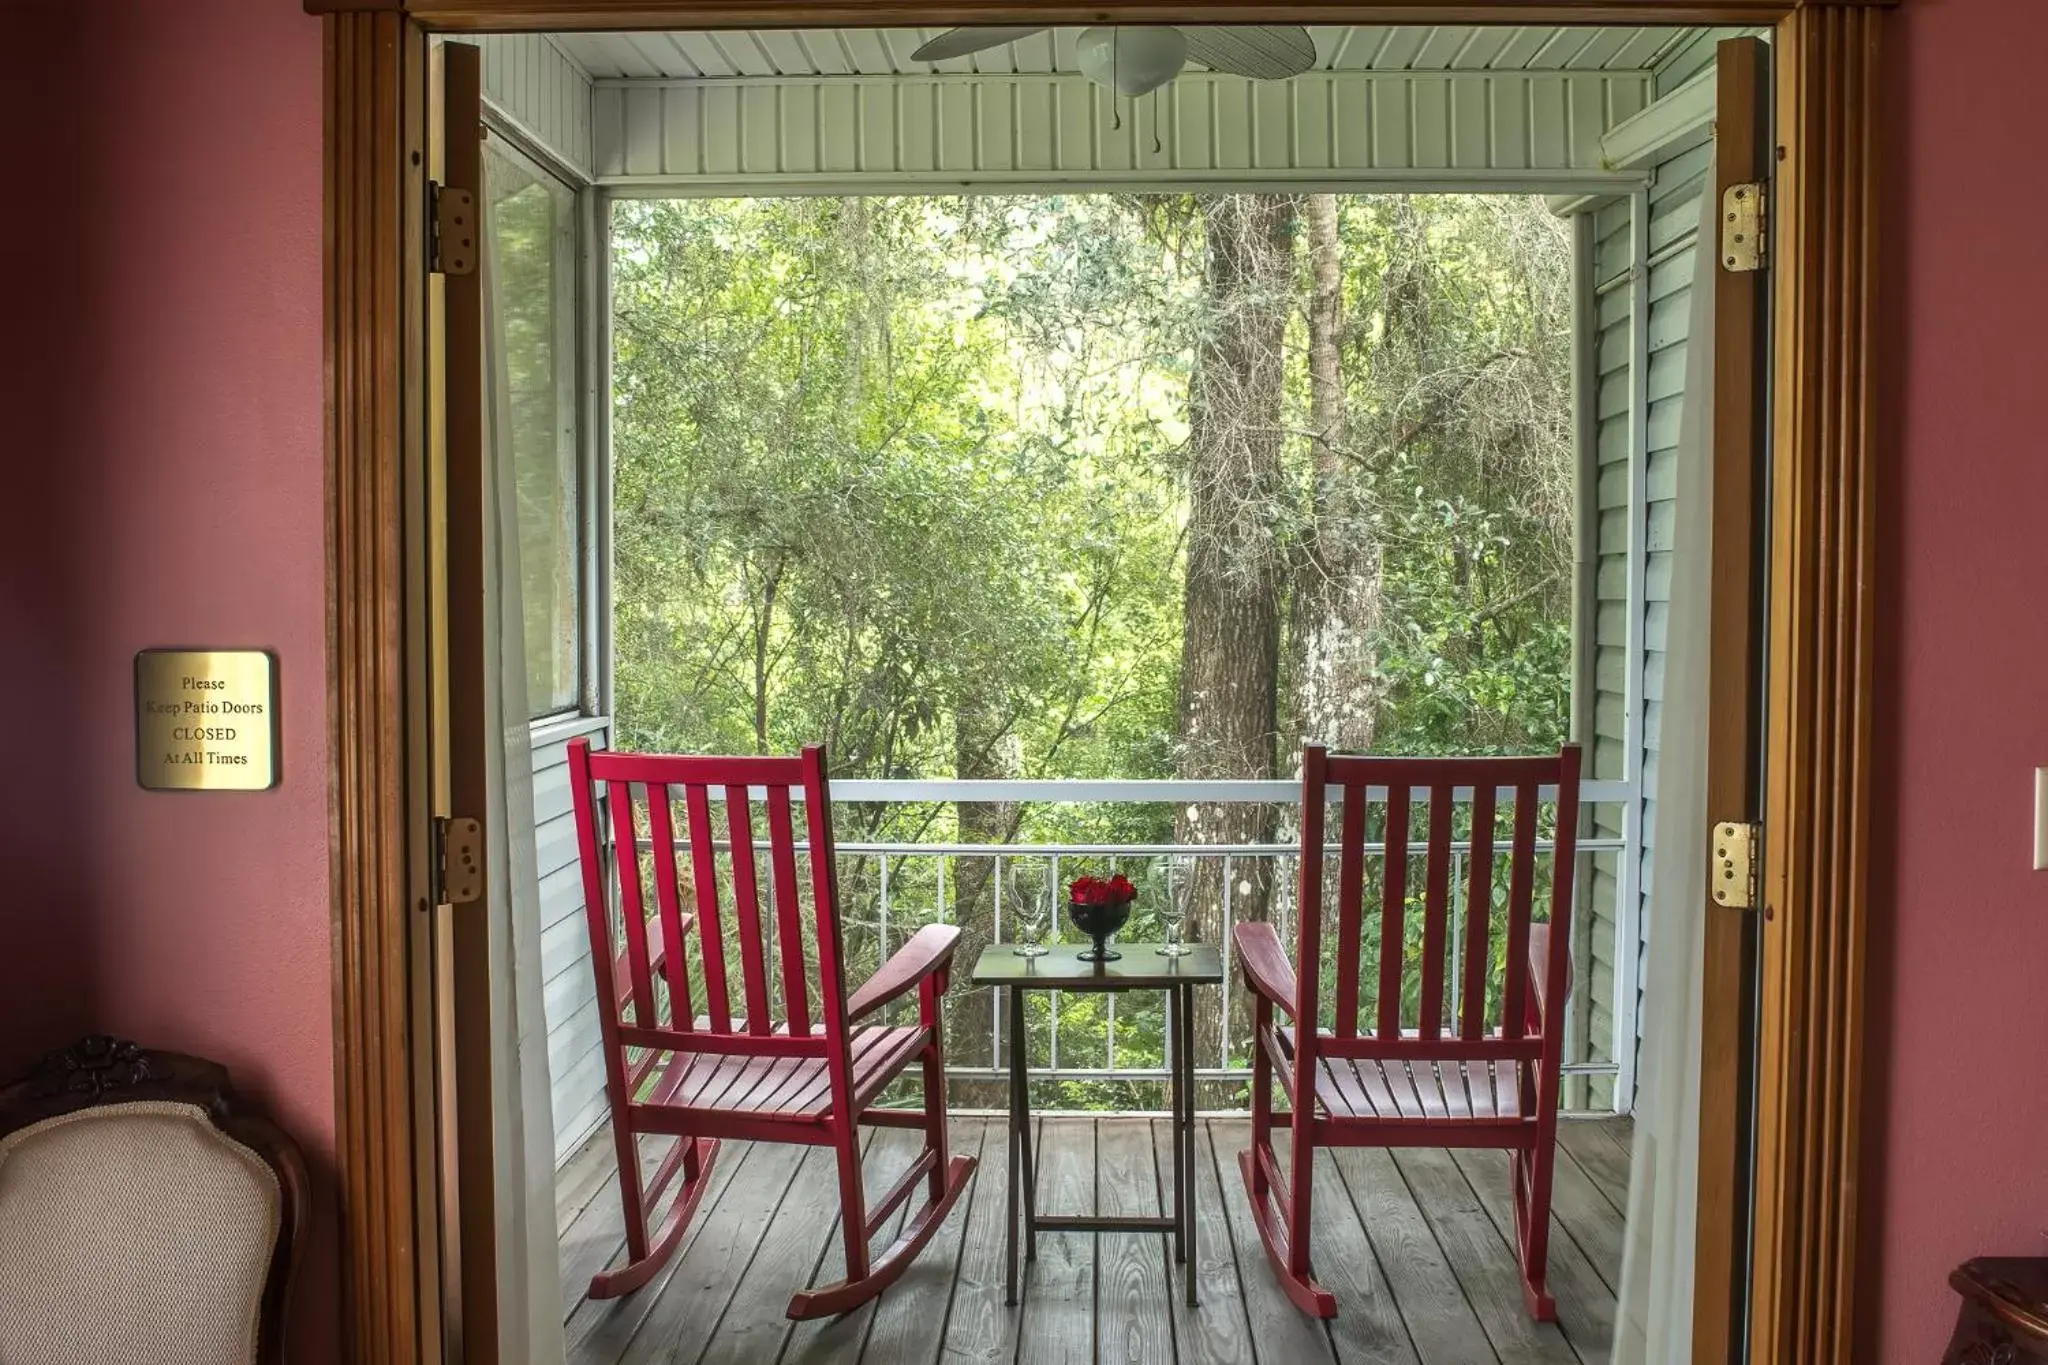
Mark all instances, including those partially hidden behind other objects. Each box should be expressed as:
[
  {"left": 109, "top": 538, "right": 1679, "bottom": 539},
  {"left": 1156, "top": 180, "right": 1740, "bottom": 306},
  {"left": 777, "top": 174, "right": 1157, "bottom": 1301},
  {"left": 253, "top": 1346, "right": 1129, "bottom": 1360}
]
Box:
[
  {"left": 694, "top": 1142, "right": 846, "bottom": 1364},
  {"left": 863, "top": 1118, "right": 989, "bottom": 1365},
  {"left": 937, "top": 1117, "right": 1025, "bottom": 1365},
  {"left": 1205, "top": 1119, "right": 1337, "bottom": 1365},
  {"left": 566, "top": 1140, "right": 796, "bottom": 1365},
  {"left": 558, "top": 1126, "right": 623, "bottom": 1237},
  {"left": 1149, "top": 1120, "right": 1256, "bottom": 1365},
  {"left": 1546, "top": 1138, "right": 1627, "bottom": 1290},
  {"left": 1451, "top": 1147, "right": 1616, "bottom": 1362},
  {"left": 1331, "top": 1146, "right": 1498, "bottom": 1365},
  {"left": 780, "top": 1125, "right": 928, "bottom": 1364},
  {"left": 1389, "top": 1148, "right": 1582, "bottom": 1365},
  {"left": 560, "top": 1118, "right": 1626, "bottom": 1365},
  {"left": 1555, "top": 1119, "right": 1632, "bottom": 1213},
  {"left": 612, "top": 1136, "right": 808, "bottom": 1365},
  {"left": 1304, "top": 1148, "right": 1421, "bottom": 1365},
  {"left": 1096, "top": 1118, "right": 1175, "bottom": 1364},
  {"left": 558, "top": 1133, "right": 674, "bottom": 1316},
  {"left": 1016, "top": 1117, "right": 1096, "bottom": 1362}
]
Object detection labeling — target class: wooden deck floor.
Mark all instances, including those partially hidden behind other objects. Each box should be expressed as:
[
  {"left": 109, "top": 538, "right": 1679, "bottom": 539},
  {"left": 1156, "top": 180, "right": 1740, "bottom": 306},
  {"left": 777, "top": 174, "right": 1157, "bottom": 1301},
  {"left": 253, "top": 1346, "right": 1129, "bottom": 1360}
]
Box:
[{"left": 557, "top": 1114, "right": 1632, "bottom": 1364}]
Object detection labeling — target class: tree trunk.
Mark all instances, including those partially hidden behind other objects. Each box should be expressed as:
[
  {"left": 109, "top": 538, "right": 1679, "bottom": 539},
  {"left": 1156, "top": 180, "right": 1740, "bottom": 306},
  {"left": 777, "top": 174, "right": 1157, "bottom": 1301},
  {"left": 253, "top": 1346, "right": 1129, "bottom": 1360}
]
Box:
[
  {"left": 947, "top": 703, "right": 1020, "bottom": 1107},
  {"left": 1175, "top": 194, "right": 1296, "bottom": 1093},
  {"left": 1294, "top": 193, "right": 1384, "bottom": 757},
  {"left": 1275, "top": 195, "right": 1387, "bottom": 1047}
]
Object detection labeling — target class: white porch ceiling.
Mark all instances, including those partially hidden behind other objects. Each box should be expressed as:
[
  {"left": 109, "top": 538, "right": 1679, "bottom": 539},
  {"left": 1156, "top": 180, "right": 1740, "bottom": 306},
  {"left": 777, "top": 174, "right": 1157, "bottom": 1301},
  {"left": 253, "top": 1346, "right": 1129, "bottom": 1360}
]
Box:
[{"left": 554, "top": 25, "right": 1706, "bottom": 84}]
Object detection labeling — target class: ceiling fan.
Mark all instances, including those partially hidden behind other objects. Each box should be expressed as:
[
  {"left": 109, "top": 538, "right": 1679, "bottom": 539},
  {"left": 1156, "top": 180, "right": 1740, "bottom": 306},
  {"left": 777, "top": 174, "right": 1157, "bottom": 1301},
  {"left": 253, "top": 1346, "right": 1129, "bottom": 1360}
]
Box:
[{"left": 911, "top": 25, "right": 1318, "bottom": 97}]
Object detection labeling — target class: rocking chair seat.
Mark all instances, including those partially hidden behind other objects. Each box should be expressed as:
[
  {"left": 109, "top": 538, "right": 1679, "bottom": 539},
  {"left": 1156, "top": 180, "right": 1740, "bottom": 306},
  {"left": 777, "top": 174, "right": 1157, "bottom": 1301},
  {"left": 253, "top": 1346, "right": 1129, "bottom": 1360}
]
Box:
[
  {"left": 646, "top": 1024, "right": 928, "bottom": 1121},
  {"left": 1272, "top": 1027, "right": 1529, "bottom": 1125}
]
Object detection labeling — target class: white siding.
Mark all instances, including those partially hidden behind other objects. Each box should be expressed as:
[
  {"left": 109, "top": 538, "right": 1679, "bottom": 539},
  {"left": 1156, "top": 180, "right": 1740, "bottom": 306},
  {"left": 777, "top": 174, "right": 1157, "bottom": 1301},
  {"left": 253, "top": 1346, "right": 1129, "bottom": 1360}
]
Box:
[
  {"left": 530, "top": 715, "right": 612, "bottom": 1163},
  {"left": 592, "top": 70, "right": 1650, "bottom": 190},
  {"left": 1578, "top": 70, "right": 1714, "bottom": 1111},
  {"left": 477, "top": 35, "right": 596, "bottom": 181}
]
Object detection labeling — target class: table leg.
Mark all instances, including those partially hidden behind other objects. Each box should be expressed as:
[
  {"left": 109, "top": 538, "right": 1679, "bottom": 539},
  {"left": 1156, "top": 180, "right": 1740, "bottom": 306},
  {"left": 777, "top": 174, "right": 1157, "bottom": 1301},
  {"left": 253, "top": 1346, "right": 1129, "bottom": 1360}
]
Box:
[
  {"left": 1012, "top": 983, "right": 1038, "bottom": 1261},
  {"left": 1181, "top": 982, "right": 1197, "bottom": 1307},
  {"left": 1005, "top": 985, "right": 1022, "bottom": 1305},
  {"left": 1169, "top": 985, "right": 1186, "bottom": 1265}
]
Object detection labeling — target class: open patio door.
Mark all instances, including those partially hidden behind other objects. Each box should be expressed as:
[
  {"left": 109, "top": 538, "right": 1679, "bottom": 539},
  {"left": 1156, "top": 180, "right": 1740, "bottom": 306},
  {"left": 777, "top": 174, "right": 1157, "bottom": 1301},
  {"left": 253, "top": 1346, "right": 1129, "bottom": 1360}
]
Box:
[
  {"left": 427, "top": 37, "right": 502, "bottom": 1365},
  {"left": 428, "top": 38, "right": 568, "bottom": 1364},
  {"left": 1694, "top": 34, "right": 1773, "bottom": 1364}
]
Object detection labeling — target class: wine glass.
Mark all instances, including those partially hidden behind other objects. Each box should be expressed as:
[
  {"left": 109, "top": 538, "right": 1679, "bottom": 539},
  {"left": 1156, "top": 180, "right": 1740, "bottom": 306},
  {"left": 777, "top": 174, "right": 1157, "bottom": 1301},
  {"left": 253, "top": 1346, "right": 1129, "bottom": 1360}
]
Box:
[
  {"left": 1156, "top": 858, "right": 1191, "bottom": 957},
  {"left": 1011, "top": 863, "right": 1052, "bottom": 959}
]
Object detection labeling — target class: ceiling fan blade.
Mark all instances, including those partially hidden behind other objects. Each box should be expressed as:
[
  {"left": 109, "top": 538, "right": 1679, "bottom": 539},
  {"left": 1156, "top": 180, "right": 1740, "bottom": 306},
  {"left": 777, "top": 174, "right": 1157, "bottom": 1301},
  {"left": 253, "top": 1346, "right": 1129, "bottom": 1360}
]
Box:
[
  {"left": 1181, "top": 25, "right": 1319, "bottom": 81},
  {"left": 910, "top": 26, "right": 1052, "bottom": 62}
]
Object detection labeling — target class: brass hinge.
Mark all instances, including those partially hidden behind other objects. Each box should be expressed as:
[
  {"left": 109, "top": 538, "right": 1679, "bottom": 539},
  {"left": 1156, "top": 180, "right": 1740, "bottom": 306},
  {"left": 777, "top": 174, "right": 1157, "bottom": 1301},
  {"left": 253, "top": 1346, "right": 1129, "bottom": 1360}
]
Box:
[
  {"left": 430, "top": 182, "right": 477, "bottom": 277},
  {"left": 1720, "top": 182, "right": 1766, "bottom": 274},
  {"left": 1711, "top": 821, "right": 1761, "bottom": 909},
  {"left": 432, "top": 815, "right": 484, "bottom": 906}
]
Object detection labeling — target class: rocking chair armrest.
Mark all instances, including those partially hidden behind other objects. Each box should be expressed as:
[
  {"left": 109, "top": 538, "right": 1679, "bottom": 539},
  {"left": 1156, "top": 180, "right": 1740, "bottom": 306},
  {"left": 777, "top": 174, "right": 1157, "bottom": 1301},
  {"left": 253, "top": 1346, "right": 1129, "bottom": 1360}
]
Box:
[
  {"left": 847, "top": 924, "right": 961, "bottom": 1026},
  {"left": 1233, "top": 921, "right": 1298, "bottom": 1021},
  {"left": 1527, "top": 923, "right": 1572, "bottom": 1028}
]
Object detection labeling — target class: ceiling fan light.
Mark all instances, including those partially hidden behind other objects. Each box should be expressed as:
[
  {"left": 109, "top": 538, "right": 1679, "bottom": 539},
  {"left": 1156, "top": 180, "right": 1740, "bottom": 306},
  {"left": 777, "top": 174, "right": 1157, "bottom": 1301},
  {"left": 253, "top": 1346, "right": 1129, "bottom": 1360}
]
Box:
[{"left": 1074, "top": 26, "right": 1188, "bottom": 97}]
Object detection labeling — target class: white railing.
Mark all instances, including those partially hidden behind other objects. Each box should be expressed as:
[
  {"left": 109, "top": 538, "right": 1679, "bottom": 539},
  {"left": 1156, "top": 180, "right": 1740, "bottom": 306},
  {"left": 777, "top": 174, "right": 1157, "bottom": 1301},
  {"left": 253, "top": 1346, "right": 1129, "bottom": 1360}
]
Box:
[
  {"left": 808, "top": 778, "right": 1632, "bottom": 1108},
  {"left": 620, "top": 777, "right": 1636, "bottom": 1111}
]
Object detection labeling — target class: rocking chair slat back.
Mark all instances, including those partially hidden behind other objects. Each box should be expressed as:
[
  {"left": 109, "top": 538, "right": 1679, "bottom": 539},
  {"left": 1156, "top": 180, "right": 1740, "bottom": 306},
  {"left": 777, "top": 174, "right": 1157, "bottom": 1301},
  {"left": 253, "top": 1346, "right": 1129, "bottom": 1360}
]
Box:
[
  {"left": 723, "top": 785, "right": 775, "bottom": 1036},
  {"left": 1460, "top": 781, "right": 1497, "bottom": 1042},
  {"left": 644, "top": 788, "right": 696, "bottom": 1030},
  {"left": 1305, "top": 747, "right": 1581, "bottom": 1055},
  {"left": 1331, "top": 781, "right": 1365, "bottom": 1038},
  {"left": 765, "top": 786, "right": 812, "bottom": 1038},
  {"left": 607, "top": 782, "right": 657, "bottom": 1030},
  {"left": 1377, "top": 786, "right": 1410, "bottom": 1038},
  {"left": 572, "top": 745, "right": 844, "bottom": 1057},
  {"left": 1419, "top": 783, "right": 1454, "bottom": 1041},
  {"left": 681, "top": 781, "right": 733, "bottom": 1034},
  {"left": 1502, "top": 777, "right": 1542, "bottom": 1043}
]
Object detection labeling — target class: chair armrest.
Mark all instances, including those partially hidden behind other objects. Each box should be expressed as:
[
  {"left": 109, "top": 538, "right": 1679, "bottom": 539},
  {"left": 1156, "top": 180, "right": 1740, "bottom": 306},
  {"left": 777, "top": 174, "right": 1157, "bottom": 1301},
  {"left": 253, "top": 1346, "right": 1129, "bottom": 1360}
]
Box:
[
  {"left": 1528, "top": 923, "right": 1572, "bottom": 1027},
  {"left": 1232, "top": 921, "right": 1298, "bottom": 1021},
  {"left": 847, "top": 924, "right": 961, "bottom": 1025}
]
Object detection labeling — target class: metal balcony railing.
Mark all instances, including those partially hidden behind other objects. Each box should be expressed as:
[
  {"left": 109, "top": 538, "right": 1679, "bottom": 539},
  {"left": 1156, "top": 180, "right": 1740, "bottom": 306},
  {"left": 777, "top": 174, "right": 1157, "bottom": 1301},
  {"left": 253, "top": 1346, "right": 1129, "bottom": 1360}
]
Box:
[{"left": 616, "top": 777, "right": 1635, "bottom": 1111}]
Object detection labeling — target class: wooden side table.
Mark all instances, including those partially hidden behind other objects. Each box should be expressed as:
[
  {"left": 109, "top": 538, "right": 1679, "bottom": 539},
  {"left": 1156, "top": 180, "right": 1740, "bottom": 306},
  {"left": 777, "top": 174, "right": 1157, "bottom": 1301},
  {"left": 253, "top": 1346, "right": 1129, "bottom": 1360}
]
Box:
[
  {"left": 1946, "top": 1259, "right": 2048, "bottom": 1364},
  {"left": 969, "top": 943, "right": 1225, "bottom": 1310}
]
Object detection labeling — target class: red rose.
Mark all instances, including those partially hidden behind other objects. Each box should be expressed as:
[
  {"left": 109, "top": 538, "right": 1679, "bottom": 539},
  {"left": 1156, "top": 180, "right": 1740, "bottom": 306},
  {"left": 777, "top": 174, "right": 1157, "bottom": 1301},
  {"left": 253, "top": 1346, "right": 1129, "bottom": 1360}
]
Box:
[
  {"left": 1106, "top": 874, "right": 1136, "bottom": 903},
  {"left": 1070, "top": 876, "right": 1103, "bottom": 905}
]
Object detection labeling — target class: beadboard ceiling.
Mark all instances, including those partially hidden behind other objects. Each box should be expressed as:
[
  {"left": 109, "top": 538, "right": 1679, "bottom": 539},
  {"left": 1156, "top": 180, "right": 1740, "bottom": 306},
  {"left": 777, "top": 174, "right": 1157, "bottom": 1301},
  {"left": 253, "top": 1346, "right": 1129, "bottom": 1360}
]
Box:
[{"left": 554, "top": 25, "right": 1707, "bottom": 83}]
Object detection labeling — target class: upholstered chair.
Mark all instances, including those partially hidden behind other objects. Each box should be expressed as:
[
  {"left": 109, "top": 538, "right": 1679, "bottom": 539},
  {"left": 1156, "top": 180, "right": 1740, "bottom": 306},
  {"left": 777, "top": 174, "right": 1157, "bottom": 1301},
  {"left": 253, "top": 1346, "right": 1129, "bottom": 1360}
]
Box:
[{"left": 0, "top": 1037, "right": 306, "bottom": 1365}]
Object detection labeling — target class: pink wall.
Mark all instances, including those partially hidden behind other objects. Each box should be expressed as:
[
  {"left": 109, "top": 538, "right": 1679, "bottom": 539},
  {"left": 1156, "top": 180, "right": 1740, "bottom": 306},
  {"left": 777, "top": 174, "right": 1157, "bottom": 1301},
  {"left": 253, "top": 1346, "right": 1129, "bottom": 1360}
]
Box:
[
  {"left": 0, "top": 2, "right": 337, "bottom": 1359},
  {"left": 0, "top": 0, "right": 2039, "bottom": 1361},
  {"left": 1870, "top": 0, "right": 2048, "bottom": 1356}
]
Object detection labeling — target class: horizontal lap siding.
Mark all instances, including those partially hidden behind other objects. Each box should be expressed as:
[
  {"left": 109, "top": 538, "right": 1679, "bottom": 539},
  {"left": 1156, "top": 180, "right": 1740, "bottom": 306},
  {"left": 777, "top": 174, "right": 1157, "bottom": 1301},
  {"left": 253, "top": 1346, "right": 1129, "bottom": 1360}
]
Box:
[
  {"left": 1581, "top": 61, "right": 1712, "bottom": 1111},
  {"left": 591, "top": 70, "right": 1650, "bottom": 188},
  {"left": 532, "top": 716, "right": 611, "bottom": 1164},
  {"left": 478, "top": 34, "right": 597, "bottom": 180}
]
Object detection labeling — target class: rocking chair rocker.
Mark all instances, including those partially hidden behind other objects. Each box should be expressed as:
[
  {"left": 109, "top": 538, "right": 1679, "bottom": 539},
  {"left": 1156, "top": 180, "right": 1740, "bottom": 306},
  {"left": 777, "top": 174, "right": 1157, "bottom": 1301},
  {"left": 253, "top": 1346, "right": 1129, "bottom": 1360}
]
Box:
[
  {"left": 1235, "top": 744, "right": 1581, "bottom": 1321},
  {"left": 567, "top": 739, "right": 976, "bottom": 1317}
]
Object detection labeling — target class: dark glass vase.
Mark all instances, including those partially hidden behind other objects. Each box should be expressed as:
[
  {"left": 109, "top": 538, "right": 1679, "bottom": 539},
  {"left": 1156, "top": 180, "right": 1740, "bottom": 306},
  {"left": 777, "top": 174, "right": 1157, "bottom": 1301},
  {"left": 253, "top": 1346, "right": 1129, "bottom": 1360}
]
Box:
[{"left": 1068, "top": 897, "right": 1133, "bottom": 963}]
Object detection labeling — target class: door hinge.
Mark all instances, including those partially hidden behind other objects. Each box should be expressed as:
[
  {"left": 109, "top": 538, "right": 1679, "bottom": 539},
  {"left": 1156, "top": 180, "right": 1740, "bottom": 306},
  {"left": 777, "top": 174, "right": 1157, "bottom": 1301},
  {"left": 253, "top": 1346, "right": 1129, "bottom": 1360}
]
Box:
[
  {"left": 430, "top": 181, "right": 477, "bottom": 277},
  {"left": 1720, "top": 182, "right": 1766, "bottom": 274},
  {"left": 432, "top": 815, "right": 485, "bottom": 906},
  {"left": 1711, "top": 821, "right": 1761, "bottom": 909}
]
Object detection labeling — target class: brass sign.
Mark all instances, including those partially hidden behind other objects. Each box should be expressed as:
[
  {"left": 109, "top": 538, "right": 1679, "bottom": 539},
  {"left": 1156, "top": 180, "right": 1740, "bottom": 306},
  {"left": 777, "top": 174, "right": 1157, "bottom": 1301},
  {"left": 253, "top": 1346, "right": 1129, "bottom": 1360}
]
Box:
[{"left": 135, "top": 650, "right": 278, "bottom": 791}]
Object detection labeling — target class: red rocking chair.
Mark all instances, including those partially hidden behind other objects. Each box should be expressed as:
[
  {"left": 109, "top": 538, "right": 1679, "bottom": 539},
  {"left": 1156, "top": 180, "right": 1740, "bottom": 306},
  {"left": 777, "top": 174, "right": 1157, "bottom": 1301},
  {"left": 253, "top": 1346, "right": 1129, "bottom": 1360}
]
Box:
[
  {"left": 566, "top": 740, "right": 976, "bottom": 1317},
  {"left": 1235, "top": 744, "right": 1581, "bottom": 1321}
]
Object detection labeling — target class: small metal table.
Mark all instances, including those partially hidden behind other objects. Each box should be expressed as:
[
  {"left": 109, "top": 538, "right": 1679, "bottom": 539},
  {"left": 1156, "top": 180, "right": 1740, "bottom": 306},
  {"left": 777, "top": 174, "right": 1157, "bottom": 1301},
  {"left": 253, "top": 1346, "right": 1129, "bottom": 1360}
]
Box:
[{"left": 968, "top": 943, "right": 1225, "bottom": 1309}]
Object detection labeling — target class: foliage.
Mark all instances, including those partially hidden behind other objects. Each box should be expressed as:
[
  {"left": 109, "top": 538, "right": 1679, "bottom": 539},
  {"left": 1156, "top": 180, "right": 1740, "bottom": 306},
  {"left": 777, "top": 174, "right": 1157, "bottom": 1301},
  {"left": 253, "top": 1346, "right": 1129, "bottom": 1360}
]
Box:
[{"left": 607, "top": 191, "right": 1576, "bottom": 1098}]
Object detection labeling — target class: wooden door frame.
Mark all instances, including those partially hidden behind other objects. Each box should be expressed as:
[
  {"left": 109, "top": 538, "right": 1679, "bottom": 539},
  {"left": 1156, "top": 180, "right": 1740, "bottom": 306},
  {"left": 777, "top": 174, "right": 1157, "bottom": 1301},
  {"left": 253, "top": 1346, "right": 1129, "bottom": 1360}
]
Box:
[{"left": 319, "top": 3, "right": 1884, "bottom": 1361}]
